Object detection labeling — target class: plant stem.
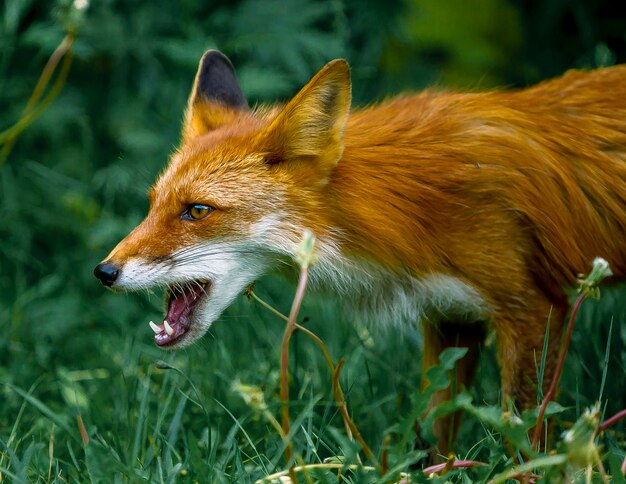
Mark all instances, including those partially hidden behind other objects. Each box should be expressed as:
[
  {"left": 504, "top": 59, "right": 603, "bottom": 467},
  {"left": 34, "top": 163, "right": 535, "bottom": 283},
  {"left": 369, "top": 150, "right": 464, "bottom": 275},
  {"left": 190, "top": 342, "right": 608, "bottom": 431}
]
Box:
[
  {"left": 25, "top": 32, "right": 74, "bottom": 113},
  {"left": 599, "top": 408, "right": 626, "bottom": 432},
  {"left": 250, "top": 289, "right": 379, "bottom": 471},
  {"left": 280, "top": 265, "right": 309, "bottom": 483},
  {"left": 0, "top": 32, "right": 75, "bottom": 163},
  {"left": 76, "top": 415, "right": 89, "bottom": 446},
  {"left": 256, "top": 463, "right": 377, "bottom": 483},
  {"left": 531, "top": 292, "right": 587, "bottom": 449},
  {"left": 423, "top": 459, "right": 488, "bottom": 476},
  {"left": 249, "top": 291, "right": 289, "bottom": 322},
  {"left": 249, "top": 290, "right": 337, "bottom": 374},
  {"left": 332, "top": 360, "right": 380, "bottom": 471}
]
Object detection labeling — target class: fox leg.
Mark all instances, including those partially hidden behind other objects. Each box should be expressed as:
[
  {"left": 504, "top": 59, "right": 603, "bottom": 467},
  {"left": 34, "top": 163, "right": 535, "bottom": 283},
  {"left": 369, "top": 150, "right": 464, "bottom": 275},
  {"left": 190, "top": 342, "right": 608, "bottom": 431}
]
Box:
[
  {"left": 420, "top": 320, "right": 487, "bottom": 456},
  {"left": 495, "top": 299, "right": 568, "bottom": 443}
]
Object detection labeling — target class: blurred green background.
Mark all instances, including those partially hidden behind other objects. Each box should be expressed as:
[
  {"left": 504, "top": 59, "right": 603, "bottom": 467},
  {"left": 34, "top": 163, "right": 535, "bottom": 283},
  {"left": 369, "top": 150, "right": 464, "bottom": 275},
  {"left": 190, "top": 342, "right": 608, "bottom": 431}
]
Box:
[{"left": 1, "top": 0, "right": 625, "bottom": 481}]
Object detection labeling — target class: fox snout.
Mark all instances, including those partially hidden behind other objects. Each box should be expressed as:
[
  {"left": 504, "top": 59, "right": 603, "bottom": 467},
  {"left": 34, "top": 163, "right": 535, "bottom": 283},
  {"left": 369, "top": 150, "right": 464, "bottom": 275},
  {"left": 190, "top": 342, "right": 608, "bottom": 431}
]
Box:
[{"left": 94, "top": 261, "right": 120, "bottom": 287}]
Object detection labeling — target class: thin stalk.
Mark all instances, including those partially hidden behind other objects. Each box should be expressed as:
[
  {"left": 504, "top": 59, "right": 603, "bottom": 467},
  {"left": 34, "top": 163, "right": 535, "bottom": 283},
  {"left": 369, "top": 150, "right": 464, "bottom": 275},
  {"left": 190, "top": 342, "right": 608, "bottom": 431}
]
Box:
[
  {"left": 423, "top": 458, "right": 488, "bottom": 476},
  {"left": 249, "top": 291, "right": 289, "bottom": 322},
  {"left": 381, "top": 436, "right": 389, "bottom": 475},
  {"left": 280, "top": 265, "right": 309, "bottom": 483},
  {"left": 332, "top": 360, "right": 380, "bottom": 471},
  {"left": 0, "top": 33, "right": 75, "bottom": 163},
  {"left": 24, "top": 33, "right": 75, "bottom": 113},
  {"left": 256, "top": 463, "right": 377, "bottom": 483},
  {"left": 531, "top": 292, "right": 587, "bottom": 449},
  {"left": 76, "top": 416, "right": 89, "bottom": 447},
  {"left": 250, "top": 289, "right": 378, "bottom": 470},
  {"left": 599, "top": 408, "right": 626, "bottom": 432}
]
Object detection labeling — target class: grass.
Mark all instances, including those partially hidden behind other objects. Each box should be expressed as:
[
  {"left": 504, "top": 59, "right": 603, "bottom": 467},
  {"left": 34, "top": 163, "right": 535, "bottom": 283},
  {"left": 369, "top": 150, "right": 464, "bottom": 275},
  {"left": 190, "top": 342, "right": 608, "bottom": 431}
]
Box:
[
  {"left": 1, "top": 28, "right": 625, "bottom": 481},
  {"left": 1, "top": 255, "right": 625, "bottom": 482}
]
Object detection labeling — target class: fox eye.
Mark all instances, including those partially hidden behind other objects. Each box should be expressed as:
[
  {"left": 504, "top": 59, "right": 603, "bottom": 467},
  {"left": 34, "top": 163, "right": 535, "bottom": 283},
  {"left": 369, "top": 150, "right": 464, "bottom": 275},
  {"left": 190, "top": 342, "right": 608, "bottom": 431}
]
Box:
[{"left": 181, "top": 204, "right": 214, "bottom": 221}]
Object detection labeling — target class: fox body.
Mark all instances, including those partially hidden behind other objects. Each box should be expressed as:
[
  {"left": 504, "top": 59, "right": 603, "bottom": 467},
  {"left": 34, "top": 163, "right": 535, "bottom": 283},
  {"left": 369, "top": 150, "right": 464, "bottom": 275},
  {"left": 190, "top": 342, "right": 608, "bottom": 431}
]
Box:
[{"left": 95, "top": 51, "right": 626, "bottom": 452}]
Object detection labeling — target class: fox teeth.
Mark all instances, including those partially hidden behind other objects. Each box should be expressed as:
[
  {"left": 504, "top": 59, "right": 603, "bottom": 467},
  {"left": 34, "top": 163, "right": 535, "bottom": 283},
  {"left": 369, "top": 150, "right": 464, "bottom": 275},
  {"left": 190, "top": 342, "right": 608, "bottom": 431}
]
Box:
[
  {"left": 164, "top": 320, "right": 174, "bottom": 336},
  {"left": 149, "top": 321, "right": 161, "bottom": 334}
]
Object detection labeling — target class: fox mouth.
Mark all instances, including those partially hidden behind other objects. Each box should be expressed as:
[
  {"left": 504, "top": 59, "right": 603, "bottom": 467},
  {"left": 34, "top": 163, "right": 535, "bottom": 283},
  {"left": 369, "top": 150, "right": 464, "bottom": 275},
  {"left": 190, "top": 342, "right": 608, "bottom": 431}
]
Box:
[{"left": 149, "top": 280, "right": 210, "bottom": 347}]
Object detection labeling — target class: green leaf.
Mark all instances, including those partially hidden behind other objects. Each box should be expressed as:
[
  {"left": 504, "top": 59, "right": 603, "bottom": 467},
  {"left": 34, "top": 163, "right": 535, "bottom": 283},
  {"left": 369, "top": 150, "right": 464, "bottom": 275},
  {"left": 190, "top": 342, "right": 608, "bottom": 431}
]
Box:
[
  {"left": 490, "top": 454, "right": 568, "bottom": 484},
  {"left": 7, "top": 383, "right": 74, "bottom": 438},
  {"left": 423, "top": 347, "right": 468, "bottom": 393},
  {"left": 84, "top": 439, "right": 126, "bottom": 481}
]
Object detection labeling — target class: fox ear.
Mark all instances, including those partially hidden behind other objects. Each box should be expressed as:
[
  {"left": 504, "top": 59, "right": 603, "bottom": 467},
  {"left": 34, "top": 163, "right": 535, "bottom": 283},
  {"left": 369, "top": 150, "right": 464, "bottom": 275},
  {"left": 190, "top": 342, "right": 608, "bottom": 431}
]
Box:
[
  {"left": 183, "top": 50, "right": 249, "bottom": 141},
  {"left": 264, "top": 59, "right": 351, "bottom": 177}
]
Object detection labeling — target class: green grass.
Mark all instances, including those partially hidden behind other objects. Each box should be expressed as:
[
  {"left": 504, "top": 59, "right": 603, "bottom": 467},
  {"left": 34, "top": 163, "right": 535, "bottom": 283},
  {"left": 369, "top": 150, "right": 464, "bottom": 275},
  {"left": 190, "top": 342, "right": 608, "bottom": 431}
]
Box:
[
  {"left": 1, "top": 272, "right": 625, "bottom": 482},
  {"left": 1, "top": 2, "right": 625, "bottom": 481}
]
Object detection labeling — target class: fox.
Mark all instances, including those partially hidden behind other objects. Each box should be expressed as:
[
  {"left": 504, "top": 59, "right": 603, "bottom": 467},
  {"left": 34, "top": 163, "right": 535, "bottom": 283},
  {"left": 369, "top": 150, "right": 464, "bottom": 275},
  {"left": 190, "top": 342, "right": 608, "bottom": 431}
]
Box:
[{"left": 94, "top": 50, "right": 626, "bottom": 454}]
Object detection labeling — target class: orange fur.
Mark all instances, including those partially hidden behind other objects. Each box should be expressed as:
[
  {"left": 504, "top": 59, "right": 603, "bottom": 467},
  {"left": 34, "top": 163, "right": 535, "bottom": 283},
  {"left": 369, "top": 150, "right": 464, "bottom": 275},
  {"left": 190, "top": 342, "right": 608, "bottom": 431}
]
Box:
[{"left": 99, "top": 53, "right": 626, "bottom": 454}]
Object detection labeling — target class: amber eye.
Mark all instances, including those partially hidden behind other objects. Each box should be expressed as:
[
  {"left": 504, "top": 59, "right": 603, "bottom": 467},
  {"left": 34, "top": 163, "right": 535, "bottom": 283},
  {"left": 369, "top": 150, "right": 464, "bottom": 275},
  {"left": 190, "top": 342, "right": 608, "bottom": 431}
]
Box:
[{"left": 182, "top": 204, "right": 214, "bottom": 221}]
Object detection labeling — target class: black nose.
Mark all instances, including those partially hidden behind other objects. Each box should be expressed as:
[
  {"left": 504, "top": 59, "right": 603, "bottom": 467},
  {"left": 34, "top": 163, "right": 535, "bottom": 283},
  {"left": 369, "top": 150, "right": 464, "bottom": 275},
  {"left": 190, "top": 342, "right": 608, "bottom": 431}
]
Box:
[{"left": 94, "top": 262, "right": 119, "bottom": 287}]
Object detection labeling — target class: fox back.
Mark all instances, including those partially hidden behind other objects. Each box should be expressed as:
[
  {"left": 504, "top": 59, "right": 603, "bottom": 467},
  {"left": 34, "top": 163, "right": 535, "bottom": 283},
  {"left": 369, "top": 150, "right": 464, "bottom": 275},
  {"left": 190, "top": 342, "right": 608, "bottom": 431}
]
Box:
[{"left": 95, "top": 51, "right": 626, "bottom": 454}]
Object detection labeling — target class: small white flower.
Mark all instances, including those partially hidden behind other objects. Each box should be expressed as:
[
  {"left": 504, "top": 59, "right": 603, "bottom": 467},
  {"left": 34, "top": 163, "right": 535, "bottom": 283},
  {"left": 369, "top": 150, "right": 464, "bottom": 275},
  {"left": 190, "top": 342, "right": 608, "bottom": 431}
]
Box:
[
  {"left": 592, "top": 257, "right": 612, "bottom": 277},
  {"left": 578, "top": 257, "right": 613, "bottom": 295},
  {"left": 562, "top": 428, "right": 574, "bottom": 443},
  {"left": 73, "top": 0, "right": 89, "bottom": 11},
  {"left": 295, "top": 229, "right": 317, "bottom": 268},
  {"left": 502, "top": 411, "right": 523, "bottom": 427}
]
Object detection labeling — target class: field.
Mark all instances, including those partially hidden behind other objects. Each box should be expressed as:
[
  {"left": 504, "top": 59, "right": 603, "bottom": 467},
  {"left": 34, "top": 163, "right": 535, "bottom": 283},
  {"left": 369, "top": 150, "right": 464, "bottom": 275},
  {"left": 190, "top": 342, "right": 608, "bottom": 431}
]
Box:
[{"left": 1, "top": 1, "right": 626, "bottom": 482}]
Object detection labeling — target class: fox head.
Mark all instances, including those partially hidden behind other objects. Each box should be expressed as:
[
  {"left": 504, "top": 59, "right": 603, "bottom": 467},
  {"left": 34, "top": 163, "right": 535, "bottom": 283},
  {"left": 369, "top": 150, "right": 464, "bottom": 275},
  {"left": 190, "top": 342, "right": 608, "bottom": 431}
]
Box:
[{"left": 94, "top": 51, "right": 351, "bottom": 348}]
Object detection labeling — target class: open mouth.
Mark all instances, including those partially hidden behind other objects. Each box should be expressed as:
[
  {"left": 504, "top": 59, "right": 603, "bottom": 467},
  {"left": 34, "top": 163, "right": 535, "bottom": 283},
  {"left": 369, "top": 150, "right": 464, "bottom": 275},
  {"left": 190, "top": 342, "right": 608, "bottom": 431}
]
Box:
[{"left": 148, "top": 280, "right": 210, "bottom": 347}]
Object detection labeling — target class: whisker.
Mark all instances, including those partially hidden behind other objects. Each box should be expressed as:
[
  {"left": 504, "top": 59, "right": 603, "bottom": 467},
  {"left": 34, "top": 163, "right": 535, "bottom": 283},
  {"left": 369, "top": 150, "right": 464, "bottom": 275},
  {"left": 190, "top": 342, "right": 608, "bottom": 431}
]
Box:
[{"left": 192, "top": 280, "right": 209, "bottom": 297}]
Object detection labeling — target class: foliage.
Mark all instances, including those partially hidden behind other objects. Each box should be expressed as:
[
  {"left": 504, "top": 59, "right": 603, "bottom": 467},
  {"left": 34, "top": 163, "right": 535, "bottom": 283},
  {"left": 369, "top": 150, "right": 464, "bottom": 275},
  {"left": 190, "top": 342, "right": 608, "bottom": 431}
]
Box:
[{"left": 1, "top": 0, "right": 625, "bottom": 481}]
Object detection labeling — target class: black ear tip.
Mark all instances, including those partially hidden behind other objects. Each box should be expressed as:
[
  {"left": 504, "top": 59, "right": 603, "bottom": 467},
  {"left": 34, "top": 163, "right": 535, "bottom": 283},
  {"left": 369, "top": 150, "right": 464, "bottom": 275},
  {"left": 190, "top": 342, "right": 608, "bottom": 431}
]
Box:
[
  {"left": 194, "top": 49, "right": 248, "bottom": 110},
  {"left": 199, "top": 50, "right": 235, "bottom": 73}
]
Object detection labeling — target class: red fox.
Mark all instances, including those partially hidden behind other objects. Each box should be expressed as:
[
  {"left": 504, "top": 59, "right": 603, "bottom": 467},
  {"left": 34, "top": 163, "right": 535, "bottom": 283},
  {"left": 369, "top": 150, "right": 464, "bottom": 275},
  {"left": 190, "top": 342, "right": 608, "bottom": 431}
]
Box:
[{"left": 95, "top": 51, "right": 626, "bottom": 453}]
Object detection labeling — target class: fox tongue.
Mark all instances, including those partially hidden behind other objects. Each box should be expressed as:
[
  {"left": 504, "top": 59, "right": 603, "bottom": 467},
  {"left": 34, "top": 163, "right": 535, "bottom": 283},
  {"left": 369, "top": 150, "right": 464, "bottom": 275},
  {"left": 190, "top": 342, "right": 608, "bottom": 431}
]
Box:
[
  {"left": 166, "top": 292, "right": 189, "bottom": 324},
  {"left": 165, "top": 283, "right": 207, "bottom": 327},
  {"left": 154, "top": 283, "right": 208, "bottom": 347}
]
